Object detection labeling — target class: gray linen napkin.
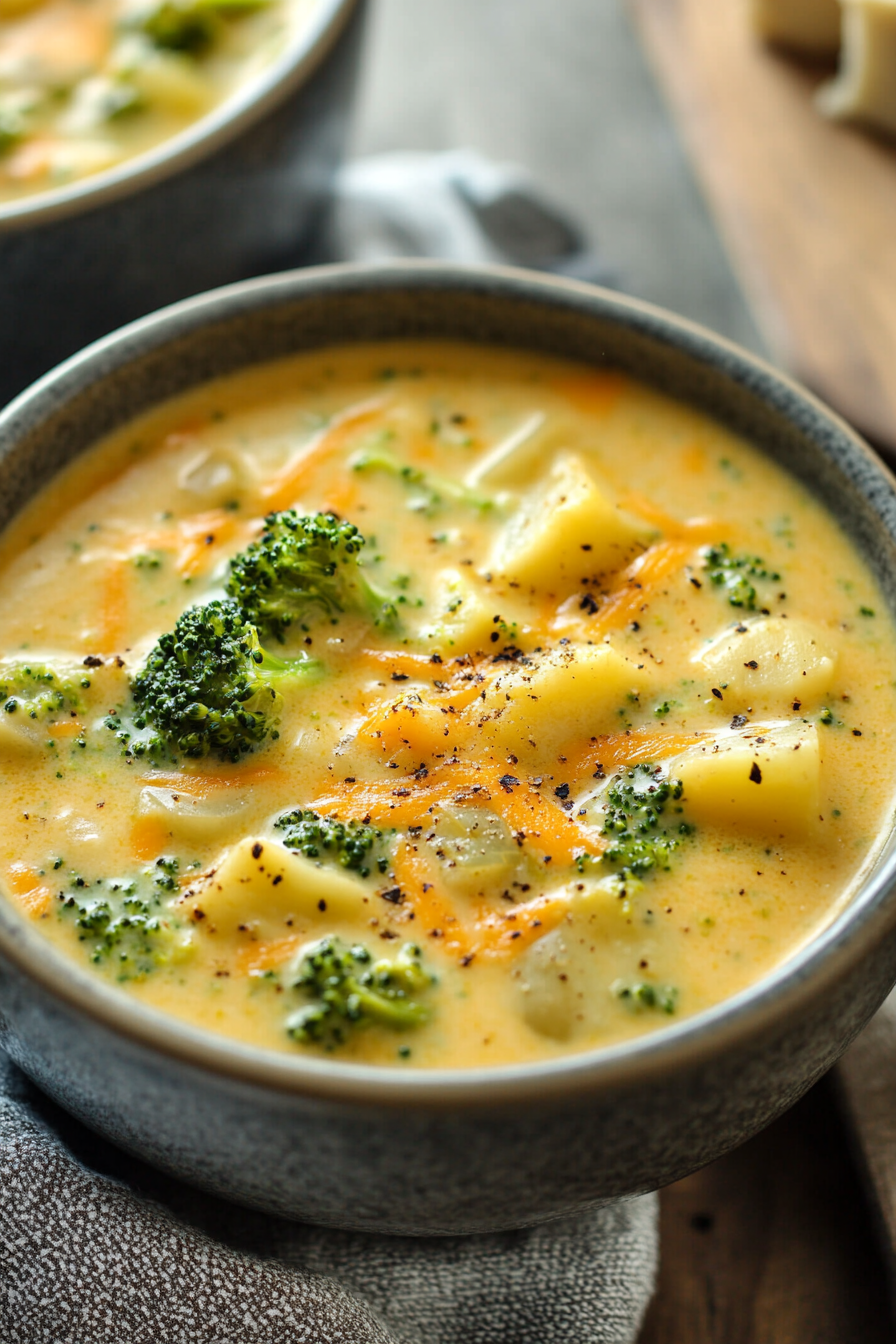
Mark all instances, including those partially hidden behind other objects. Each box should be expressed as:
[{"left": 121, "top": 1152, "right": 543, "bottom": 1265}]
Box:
[
  {"left": 316, "top": 148, "right": 616, "bottom": 284},
  {"left": 0, "top": 1055, "right": 658, "bottom": 1343},
  {"left": 0, "top": 153, "right": 658, "bottom": 1344}
]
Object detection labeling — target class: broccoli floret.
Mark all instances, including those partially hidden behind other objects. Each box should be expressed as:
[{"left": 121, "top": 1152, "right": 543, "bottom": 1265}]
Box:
[
  {"left": 226, "top": 511, "right": 399, "bottom": 642},
  {"left": 350, "top": 446, "right": 493, "bottom": 516},
  {"left": 701, "top": 542, "right": 780, "bottom": 611},
  {"left": 0, "top": 105, "right": 25, "bottom": 158},
  {"left": 0, "top": 663, "right": 83, "bottom": 721},
  {"left": 132, "top": 599, "right": 318, "bottom": 761},
  {"left": 613, "top": 980, "right": 678, "bottom": 1014},
  {"left": 128, "top": 0, "right": 268, "bottom": 54},
  {"left": 599, "top": 763, "right": 694, "bottom": 881},
  {"left": 275, "top": 809, "right": 390, "bottom": 878},
  {"left": 132, "top": 0, "right": 218, "bottom": 52},
  {"left": 286, "top": 936, "right": 434, "bottom": 1049},
  {"left": 57, "top": 857, "right": 189, "bottom": 979}
]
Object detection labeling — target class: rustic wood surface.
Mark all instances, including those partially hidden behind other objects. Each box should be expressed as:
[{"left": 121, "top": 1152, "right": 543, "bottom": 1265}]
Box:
[
  {"left": 836, "top": 990, "right": 896, "bottom": 1277},
  {"left": 639, "top": 1078, "right": 893, "bottom": 1342},
  {"left": 629, "top": 0, "right": 896, "bottom": 454},
  {"left": 352, "top": 0, "right": 763, "bottom": 352}
]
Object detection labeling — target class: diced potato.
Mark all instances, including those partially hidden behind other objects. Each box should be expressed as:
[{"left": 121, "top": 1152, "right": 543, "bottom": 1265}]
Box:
[
  {"left": 0, "top": 716, "right": 42, "bottom": 755},
  {"left": 419, "top": 568, "right": 498, "bottom": 654},
  {"left": 177, "top": 446, "right": 253, "bottom": 506},
  {"left": 673, "top": 721, "right": 821, "bottom": 833},
  {"left": 137, "top": 785, "right": 248, "bottom": 844},
  {"left": 185, "top": 837, "right": 369, "bottom": 938},
  {"left": 515, "top": 878, "right": 642, "bottom": 1039},
  {"left": 474, "top": 643, "right": 649, "bottom": 761},
  {"left": 128, "top": 51, "right": 213, "bottom": 116},
  {"left": 693, "top": 616, "right": 836, "bottom": 706},
  {"left": 491, "top": 452, "right": 654, "bottom": 594},
  {"left": 430, "top": 805, "right": 524, "bottom": 899}
]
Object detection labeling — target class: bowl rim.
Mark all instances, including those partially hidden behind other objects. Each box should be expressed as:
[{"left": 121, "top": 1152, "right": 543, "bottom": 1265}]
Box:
[
  {"left": 0, "top": 0, "right": 358, "bottom": 232},
  {"left": 2, "top": 258, "right": 896, "bottom": 1110}
]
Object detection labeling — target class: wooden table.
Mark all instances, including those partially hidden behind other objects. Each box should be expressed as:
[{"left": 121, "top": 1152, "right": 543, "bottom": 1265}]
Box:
[
  {"left": 629, "top": 0, "right": 896, "bottom": 456},
  {"left": 640, "top": 1079, "right": 893, "bottom": 1341}
]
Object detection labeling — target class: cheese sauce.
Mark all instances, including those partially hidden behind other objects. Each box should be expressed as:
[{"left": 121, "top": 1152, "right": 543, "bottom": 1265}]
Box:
[
  {"left": 0, "top": 0, "right": 317, "bottom": 203},
  {"left": 0, "top": 341, "right": 893, "bottom": 1068}
]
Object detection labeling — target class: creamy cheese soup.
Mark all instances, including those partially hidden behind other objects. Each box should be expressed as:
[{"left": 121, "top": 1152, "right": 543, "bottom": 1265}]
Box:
[
  {"left": 0, "top": 0, "right": 316, "bottom": 203},
  {"left": 0, "top": 341, "right": 893, "bottom": 1068}
]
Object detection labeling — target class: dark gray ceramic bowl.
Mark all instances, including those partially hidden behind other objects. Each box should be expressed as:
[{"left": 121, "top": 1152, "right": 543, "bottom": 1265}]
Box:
[
  {"left": 1, "top": 261, "right": 895, "bottom": 1236},
  {"left": 0, "top": 0, "right": 364, "bottom": 410}
]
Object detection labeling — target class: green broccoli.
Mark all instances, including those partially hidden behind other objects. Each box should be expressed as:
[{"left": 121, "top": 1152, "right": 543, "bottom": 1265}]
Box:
[
  {"left": 701, "top": 542, "right": 780, "bottom": 611},
  {"left": 130, "top": 0, "right": 269, "bottom": 55},
  {"left": 275, "top": 809, "right": 391, "bottom": 878},
  {"left": 599, "top": 763, "right": 694, "bottom": 881},
  {"left": 350, "top": 445, "right": 493, "bottom": 516},
  {"left": 57, "top": 857, "right": 188, "bottom": 979},
  {"left": 131, "top": 598, "right": 319, "bottom": 761},
  {"left": 613, "top": 980, "right": 678, "bottom": 1014},
  {"left": 132, "top": 0, "right": 217, "bottom": 52},
  {"left": 226, "top": 511, "right": 399, "bottom": 642},
  {"left": 286, "top": 936, "right": 434, "bottom": 1049},
  {"left": 0, "top": 663, "right": 84, "bottom": 721},
  {"left": 0, "top": 105, "right": 25, "bottom": 158}
]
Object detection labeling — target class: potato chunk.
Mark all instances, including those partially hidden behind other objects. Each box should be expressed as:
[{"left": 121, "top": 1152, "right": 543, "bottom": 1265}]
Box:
[
  {"left": 491, "top": 452, "right": 653, "bottom": 594},
  {"left": 473, "top": 643, "right": 649, "bottom": 761},
  {"left": 694, "top": 617, "right": 836, "bottom": 707},
  {"left": 186, "top": 837, "right": 368, "bottom": 938},
  {"left": 673, "top": 721, "right": 821, "bottom": 833},
  {"left": 136, "top": 785, "right": 249, "bottom": 845},
  {"left": 516, "top": 879, "right": 645, "bottom": 1039},
  {"left": 420, "top": 568, "right": 497, "bottom": 655}
]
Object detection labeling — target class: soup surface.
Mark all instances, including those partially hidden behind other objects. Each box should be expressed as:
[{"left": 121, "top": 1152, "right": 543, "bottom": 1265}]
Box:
[
  {"left": 0, "top": 341, "right": 893, "bottom": 1068},
  {"left": 0, "top": 0, "right": 316, "bottom": 204}
]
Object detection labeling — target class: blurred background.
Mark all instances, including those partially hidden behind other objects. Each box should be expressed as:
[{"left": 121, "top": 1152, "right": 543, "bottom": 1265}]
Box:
[{"left": 348, "top": 0, "right": 762, "bottom": 351}]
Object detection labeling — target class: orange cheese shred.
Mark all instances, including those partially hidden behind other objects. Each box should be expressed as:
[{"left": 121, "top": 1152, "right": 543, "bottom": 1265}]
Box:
[
  {"left": 262, "top": 399, "right": 387, "bottom": 513},
  {"left": 552, "top": 371, "right": 627, "bottom": 419},
  {"left": 5, "top": 863, "right": 53, "bottom": 918}
]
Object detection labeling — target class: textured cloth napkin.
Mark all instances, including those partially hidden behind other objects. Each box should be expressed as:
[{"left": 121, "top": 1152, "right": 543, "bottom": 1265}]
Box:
[
  {"left": 316, "top": 148, "right": 615, "bottom": 285},
  {"left": 0, "top": 1056, "right": 658, "bottom": 1343},
  {"left": 0, "top": 153, "right": 658, "bottom": 1344}
]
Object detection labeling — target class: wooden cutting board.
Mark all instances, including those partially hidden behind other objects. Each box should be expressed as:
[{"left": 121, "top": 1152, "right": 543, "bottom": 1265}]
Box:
[{"left": 628, "top": 0, "right": 896, "bottom": 457}]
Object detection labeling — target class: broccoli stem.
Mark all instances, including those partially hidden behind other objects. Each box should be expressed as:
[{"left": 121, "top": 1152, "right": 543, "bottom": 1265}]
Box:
[{"left": 350, "top": 447, "right": 493, "bottom": 516}]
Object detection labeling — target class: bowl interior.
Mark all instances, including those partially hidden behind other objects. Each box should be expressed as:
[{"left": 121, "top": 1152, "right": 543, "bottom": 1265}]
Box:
[{"left": 2, "top": 260, "right": 896, "bottom": 1102}]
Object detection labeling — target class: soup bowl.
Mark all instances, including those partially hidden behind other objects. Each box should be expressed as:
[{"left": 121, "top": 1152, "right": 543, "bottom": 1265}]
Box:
[
  {"left": 0, "top": 0, "right": 364, "bottom": 411},
  {"left": 0, "top": 261, "right": 895, "bottom": 1235}
]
